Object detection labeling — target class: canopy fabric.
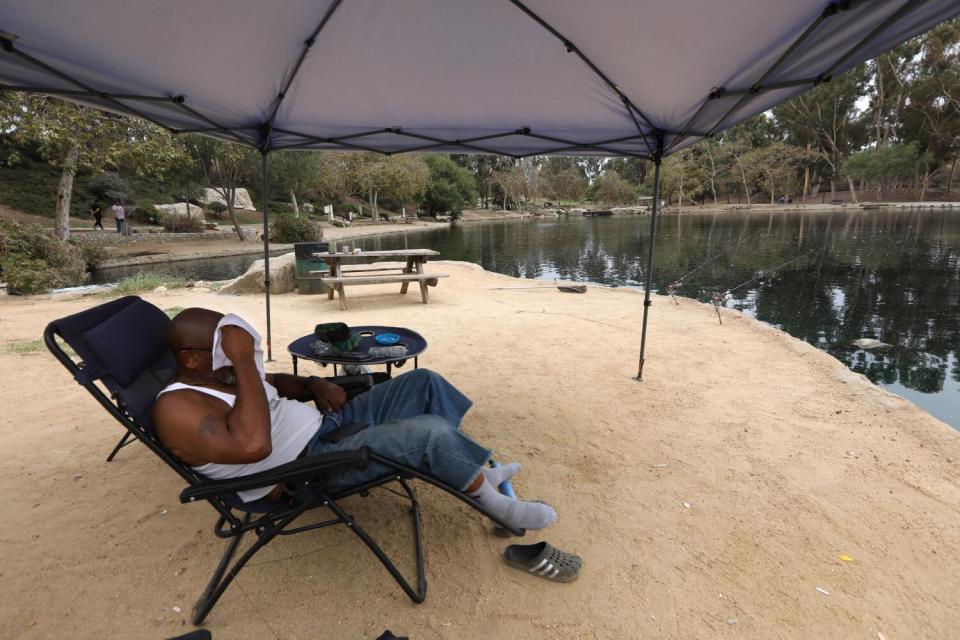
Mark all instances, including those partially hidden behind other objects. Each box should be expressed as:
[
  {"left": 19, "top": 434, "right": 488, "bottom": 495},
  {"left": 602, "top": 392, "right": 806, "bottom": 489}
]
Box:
[{"left": 2, "top": 0, "right": 958, "bottom": 159}]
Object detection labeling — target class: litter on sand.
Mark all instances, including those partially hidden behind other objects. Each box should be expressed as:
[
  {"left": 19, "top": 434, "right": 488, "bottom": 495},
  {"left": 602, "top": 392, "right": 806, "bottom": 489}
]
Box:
[
  {"left": 838, "top": 554, "right": 855, "bottom": 562},
  {"left": 682, "top": 501, "right": 691, "bottom": 509},
  {"left": 816, "top": 587, "right": 830, "bottom": 596}
]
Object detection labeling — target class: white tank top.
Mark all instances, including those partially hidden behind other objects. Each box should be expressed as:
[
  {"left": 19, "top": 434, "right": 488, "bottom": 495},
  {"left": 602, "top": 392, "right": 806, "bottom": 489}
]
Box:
[{"left": 157, "top": 380, "right": 321, "bottom": 502}]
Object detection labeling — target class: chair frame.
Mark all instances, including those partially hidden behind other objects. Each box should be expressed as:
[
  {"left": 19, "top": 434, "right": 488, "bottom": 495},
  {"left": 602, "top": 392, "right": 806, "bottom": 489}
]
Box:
[{"left": 44, "top": 314, "right": 523, "bottom": 626}]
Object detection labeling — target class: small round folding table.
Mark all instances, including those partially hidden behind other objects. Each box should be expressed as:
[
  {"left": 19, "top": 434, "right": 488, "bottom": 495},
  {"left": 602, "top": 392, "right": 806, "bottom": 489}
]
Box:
[{"left": 287, "top": 325, "right": 427, "bottom": 377}]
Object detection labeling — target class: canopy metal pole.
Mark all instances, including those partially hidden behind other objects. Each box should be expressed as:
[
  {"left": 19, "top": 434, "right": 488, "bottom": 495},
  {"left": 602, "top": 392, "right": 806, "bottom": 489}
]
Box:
[
  {"left": 261, "top": 150, "right": 273, "bottom": 362},
  {"left": 636, "top": 154, "right": 663, "bottom": 381}
]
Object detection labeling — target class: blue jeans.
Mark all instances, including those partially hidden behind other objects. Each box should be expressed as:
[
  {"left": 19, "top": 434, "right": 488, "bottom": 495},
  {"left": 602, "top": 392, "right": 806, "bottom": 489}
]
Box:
[
  {"left": 115, "top": 219, "right": 124, "bottom": 233},
  {"left": 306, "top": 369, "right": 491, "bottom": 491}
]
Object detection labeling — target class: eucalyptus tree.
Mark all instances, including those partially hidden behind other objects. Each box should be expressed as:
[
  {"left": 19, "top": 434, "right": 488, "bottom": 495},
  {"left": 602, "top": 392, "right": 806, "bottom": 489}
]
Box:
[{"left": 187, "top": 135, "right": 258, "bottom": 240}]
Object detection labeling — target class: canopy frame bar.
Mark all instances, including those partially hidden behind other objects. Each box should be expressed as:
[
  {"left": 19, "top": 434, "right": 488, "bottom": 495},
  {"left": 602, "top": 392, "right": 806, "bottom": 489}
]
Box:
[
  {"left": 0, "top": 36, "right": 173, "bottom": 132},
  {"left": 260, "top": 0, "right": 343, "bottom": 150},
  {"left": 819, "top": 0, "right": 931, "bottom": 81},
  {"left": 507, "top": 0, "right": 658, "bottom": 156},
  {"left": 665, "top": 2, "right": 846, "bottom": 151}
]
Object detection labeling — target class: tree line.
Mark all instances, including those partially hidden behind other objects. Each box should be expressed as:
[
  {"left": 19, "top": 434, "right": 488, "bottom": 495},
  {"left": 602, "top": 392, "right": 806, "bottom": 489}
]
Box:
[{"left": 1, "top": 18, "right": 957, "bottom": 241}]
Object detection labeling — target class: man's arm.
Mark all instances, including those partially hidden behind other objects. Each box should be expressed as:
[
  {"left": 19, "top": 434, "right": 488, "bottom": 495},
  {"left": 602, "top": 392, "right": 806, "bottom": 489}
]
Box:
[
  {"left": 153, "top": 327, "right": 272, "bottom": 465},
  {"left": 267, "top": 373, "right": 346, "bottom": 412}
]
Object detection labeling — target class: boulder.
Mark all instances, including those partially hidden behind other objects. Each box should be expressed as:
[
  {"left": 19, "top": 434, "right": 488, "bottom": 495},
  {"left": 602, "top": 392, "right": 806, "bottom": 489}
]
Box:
[
  {"left": 569, "top": 208, "right": 587, "bottom": 215},
  {"left": 202, "top": 188, "right": 256, "bottom": 211},
  {"left": 302, "top": 202, "right": 315, "bottom": 213},
  {"left": 331, "top": 218, "right": 351, "bottom": 228},
  {"left": 611, "top": 206, "right": 646, "bottom": 215},
  {"left": 853, "top": 338, "right": 892, "bottom": 350},
  {"left": 218, "top": 252, "right": 297, "bottom": 295},
  {"left": 154, "top": 202, "right": 204, "bottom": 218}
]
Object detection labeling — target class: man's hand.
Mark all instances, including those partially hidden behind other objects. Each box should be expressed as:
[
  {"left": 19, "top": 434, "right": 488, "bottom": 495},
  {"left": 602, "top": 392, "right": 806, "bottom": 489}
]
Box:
[
  {"left": 309, "top": 378, "right": 347, "bottom": 413},
  {"left": 221, "top": 325, "right": 256, "bottom": 364}
]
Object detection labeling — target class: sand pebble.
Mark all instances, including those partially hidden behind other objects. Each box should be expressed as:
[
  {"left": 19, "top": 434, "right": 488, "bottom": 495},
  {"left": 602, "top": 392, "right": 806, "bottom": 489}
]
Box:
[{"left": 682, "top": 501, "right": 691, "bottom": 509}]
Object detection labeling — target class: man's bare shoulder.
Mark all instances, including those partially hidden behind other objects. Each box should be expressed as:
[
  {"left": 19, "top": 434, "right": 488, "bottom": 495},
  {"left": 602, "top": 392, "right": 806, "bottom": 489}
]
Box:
[{"left": 153, "top": 388, "right": 228, "bottom": 427}]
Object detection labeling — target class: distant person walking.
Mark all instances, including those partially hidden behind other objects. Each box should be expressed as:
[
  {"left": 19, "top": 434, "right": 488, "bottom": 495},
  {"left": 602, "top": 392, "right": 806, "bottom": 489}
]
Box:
[
  {"left": 111, "top": 201, "right": 125, "bottom": 234},
  {"left": 90, "top": 203, "right": 103, "bottom": 230}
]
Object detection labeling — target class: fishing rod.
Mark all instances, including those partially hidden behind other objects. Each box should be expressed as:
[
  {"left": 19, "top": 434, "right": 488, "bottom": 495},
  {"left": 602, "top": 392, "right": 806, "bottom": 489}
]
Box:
[
  {"left": 665, "top": 229, "right": 762, "bottom": 304},
  {"left": 710, "top": 245, "right": 824, "bottom": 324}
]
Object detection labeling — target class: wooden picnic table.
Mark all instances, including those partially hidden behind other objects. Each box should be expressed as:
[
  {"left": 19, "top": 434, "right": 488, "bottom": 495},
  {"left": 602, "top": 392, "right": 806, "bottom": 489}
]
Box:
[{"left": 312, "top": 249, "right": 448, "bottom": 310}]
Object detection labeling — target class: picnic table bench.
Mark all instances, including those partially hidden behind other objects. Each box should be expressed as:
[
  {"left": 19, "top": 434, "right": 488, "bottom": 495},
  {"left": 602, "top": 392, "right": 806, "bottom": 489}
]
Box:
[{"left": 312, "top": 249, "right": 448, "bottom": 310}]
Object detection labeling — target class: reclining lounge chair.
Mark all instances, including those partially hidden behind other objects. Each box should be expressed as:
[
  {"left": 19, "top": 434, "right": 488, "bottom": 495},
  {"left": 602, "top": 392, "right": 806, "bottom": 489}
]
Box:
[{"left": 44, "top": 296, "right": 522, "bottom": 625}]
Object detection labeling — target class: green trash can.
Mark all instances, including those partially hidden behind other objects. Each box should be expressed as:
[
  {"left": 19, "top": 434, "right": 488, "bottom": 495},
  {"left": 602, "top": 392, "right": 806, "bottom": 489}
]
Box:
[{"left": 294, "top": 242, "right": 330, "bottom": 295}]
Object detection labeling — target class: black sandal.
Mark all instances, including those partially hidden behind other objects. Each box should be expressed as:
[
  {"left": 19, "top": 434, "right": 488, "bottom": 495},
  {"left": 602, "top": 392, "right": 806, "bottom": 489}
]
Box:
[{"left": 504, "top": 542, "right": 582, "bottom": 582}]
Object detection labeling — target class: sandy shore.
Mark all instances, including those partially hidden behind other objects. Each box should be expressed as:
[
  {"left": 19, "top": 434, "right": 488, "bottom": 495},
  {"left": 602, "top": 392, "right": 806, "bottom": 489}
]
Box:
[{"left": 1, "top": 262, "right": 958, "bottom": 639}]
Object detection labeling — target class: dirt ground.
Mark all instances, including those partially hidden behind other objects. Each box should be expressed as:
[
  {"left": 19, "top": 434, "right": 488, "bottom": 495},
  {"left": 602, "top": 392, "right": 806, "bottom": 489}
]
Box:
[{"left": 0, "top": 262, "right": 957, "bottom": 639}]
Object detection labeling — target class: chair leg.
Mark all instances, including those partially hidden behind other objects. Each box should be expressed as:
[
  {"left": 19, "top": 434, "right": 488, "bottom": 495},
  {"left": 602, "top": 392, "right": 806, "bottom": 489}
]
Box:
[
  {"left": 192, "top": 514, "right": 276, "bottom": 625},
  {"left": 106, "top": 431, "right": 134, "bottom": 462},
  {"left": 323, "top": 485, "right": 427, "bottom": 604}
]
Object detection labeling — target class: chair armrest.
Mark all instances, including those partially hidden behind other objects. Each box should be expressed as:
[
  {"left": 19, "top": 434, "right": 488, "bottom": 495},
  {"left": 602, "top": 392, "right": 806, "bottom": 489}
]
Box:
[{"left": 179, "top": 447, "right": 369, "bottom": 503}]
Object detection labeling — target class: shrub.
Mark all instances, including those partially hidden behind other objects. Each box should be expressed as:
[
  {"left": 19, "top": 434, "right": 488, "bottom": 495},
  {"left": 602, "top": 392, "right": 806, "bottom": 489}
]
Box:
[
  {"left": 0, "top": 218, "right": 88, "bottom": 293},
  {"left": 270, "top": 213, "right": 322, "bottom": 243},
  {"left": 208, "top": 201, "right": 228, "bottom": 215},
  {"left": 420, "top": 155, "right": 476, "bottom": 217},
  {"left": 129, "top": 199, "right": 160, "bottom": 224},
  {"left": 73, "top": 242, "right": 107, "bottom": 269},
  {"left": 159, "top": 212, "right": 206, "bottom": 233}
]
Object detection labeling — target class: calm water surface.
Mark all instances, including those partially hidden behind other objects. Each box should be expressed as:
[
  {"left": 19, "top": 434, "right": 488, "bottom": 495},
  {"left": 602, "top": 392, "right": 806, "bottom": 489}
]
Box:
[
  {"left": 351, "top": 210, "right": 960, "bottom": 429},
  {"left": 93, "top": 210, "right": 960, "bottom": 429}
]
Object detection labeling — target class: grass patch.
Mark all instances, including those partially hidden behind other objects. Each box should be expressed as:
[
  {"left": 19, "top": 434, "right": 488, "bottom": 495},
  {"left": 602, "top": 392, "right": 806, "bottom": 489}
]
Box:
[
  {"left": 96, "top": 273, "right": 189, "bottom": 298},
  {"left": 4, "top": 338, "right": 45, "bottom": 355},
  {"left": 163, "top": 306, "right": 184, "bottom": 318}
]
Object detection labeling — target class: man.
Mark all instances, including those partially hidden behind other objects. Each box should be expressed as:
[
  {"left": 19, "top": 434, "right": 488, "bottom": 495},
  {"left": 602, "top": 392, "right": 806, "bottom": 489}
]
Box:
[
  {"left": 111, "top": 200, "right": 125, "bottom": 234},
  {"left": 90, "top": 202, "right": 103, "bottom": 230},
  {"left": 152, "top": 308, "right": 556, "bottom": 531}
]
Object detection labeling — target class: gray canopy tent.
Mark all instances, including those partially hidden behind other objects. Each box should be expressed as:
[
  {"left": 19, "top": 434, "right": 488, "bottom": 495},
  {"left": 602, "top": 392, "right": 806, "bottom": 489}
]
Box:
[{"left": 2, "top": 0, "right": 958, "bottom": 378}]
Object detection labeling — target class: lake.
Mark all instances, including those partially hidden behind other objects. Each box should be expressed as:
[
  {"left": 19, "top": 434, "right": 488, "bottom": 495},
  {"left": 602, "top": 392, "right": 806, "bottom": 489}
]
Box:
[{"left": 93, "top": 209, "right": 960, "bottom": 429}]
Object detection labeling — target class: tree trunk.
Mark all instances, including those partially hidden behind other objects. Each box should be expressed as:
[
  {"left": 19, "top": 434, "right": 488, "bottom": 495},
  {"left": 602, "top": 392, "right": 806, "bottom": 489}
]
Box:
[
  {"left": 802, "top": 163, "right": 810, "bottom": 204},
  {"left": 225, "top": 189, "right": 245, "bottom": 241},
  {"left": 830, "top": 179, "right": 837, "bottom": 203},
  {"left": 847, "top": 176, "right": 858, "bottom": 204},
  {"left": 54, "top": 146, "right": 79, "bottom": 241},
  {"left": 948, "top": 156, "right": 957, "bottom": 193},
  {"left": 290, "top": 189, "right": 300, "bottom": 218}
]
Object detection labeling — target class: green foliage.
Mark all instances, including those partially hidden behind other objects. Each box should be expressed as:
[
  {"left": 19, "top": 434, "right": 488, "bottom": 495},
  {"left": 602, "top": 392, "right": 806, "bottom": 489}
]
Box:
[
  {"left": 420, "top": 155, "right": 476, "bottom": 217},
  {"left": 207, "top": 201, "right": 228, "bottom": 214},
  {"left": 130, "top": 199, "right": 160, "bottom": 224},
  {"left": 163, "top": 306, "right": 185, "bottom": 318},
  {"left": 159, "top": 212, "right": 206, "bottom": 233},
  {"left": 86, "top": 173, "right": 131, "bottom": 203},
  {"left": 846, "top": 143, "right": 919, "bottom": 186},
  {"left": 270, "top": 213, "right": 322, "bottom": 243},
  {"left": 0, "top": 218, "right": 87, "bottom": 293}
]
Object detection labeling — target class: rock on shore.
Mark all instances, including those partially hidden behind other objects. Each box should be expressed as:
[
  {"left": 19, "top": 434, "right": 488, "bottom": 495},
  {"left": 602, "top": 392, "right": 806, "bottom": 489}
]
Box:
[{"left": 218, "top": 252, "right": 297, "bottom": 294}]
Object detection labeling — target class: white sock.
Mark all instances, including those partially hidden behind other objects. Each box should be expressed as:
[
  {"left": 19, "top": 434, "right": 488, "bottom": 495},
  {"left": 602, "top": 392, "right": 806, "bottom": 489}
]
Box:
[
  {"left": 469, "top": 477, "right": 557, "bottom": 530},
  {"left": 482, "top": 462, "right": 521, "bottom": 488}
]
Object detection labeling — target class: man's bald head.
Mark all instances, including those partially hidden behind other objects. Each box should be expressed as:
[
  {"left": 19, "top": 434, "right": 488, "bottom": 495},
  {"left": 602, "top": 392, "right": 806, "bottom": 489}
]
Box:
[{"left": 167, "top": 307, "right": 224, "bottom": 354}]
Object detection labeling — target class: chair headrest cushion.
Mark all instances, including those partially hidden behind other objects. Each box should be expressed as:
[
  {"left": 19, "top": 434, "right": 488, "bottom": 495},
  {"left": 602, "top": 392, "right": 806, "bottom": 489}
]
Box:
[{"left": 82, "top": 299, "right": 171, "bottom": 386}]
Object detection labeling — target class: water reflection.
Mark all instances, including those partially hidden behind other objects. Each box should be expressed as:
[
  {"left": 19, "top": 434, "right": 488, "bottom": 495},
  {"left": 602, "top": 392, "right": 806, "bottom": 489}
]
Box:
[{"left": 356, "top": 210, "right": 960, "bottom": 429}]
